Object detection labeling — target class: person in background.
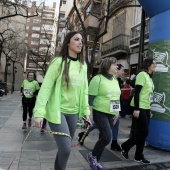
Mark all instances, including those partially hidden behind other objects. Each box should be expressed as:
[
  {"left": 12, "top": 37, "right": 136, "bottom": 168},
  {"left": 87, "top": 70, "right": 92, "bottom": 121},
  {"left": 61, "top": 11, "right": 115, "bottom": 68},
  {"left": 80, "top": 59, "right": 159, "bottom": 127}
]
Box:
[
  {"left": 20, "top": 72, "right": 40, "bottom": 129},
  {"left": 121, "top": 58, "right": 156, "bottom": 164},
  {"left": 87, "top": 57, "right": 120, "bottom": 170},
  {"left": 40, "top": 119, "right": 47, "bottom": 133},
  {"left": 121, "top": 79, "right": 131, "bottom": 117},
  {"left": 116, "top": 64, "right": 124, "bottom": 89},
  {"left": 33, "top": 31, "right": 91, "bottom": 170}
]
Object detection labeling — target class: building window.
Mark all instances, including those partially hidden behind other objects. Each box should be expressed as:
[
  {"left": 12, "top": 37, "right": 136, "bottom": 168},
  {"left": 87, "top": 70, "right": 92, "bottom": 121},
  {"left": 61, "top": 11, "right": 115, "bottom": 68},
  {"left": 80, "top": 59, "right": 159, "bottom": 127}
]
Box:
[
  {"left": 33, "top": 19, "right": 41, "bottom": 23},
  {"left": 63, "top": 1, "right": 66, "bottom": 5},
  {"left": 42, "top": 25, "right": 53, "bottom": 30},
  {"left": 29, "top": 55, "right": 37, "bottom": 60},
  {"left": 40, "top": 39, "right": 50, "bottom": 45},
  {"left": 32, "top": 26, "right": 40, "bottom": 30},
  {"left": 25, "top": 40, "right": 28, "bottom": 44},
  {"left": 41, "top": 34, "right": 51, "bottom": 39},
  {"left": 26, "top": 26, "right": 29, "bottom": 30},
  {"left": 31, "top": 41, "right": 39, "bottom": 45},
  {"left": 28, "top": 63, "right": 36, "bottom": 67},
  {"left": 32, "top": 34, "right": 40, "bottom": 38},
  {"left": 43, "top": 13, "right": 53, "bottom": 18},
  {"left": 27, "top": 18, "right": 30, "bottom": 22},
  {"left": 42, "top": 20, "right": 54, "bottom": 25},
  {"left": 39, "top": 47, "right": 48, "bottom": 52},
  {"left": 25, "top": 33, "right": 28, "bottom": 37},
  {"left": 31, "top": 48, "right": 38, "bottom": 52},
  {"left": 85, "top": 4, "right": 92, "bottom": 17}
]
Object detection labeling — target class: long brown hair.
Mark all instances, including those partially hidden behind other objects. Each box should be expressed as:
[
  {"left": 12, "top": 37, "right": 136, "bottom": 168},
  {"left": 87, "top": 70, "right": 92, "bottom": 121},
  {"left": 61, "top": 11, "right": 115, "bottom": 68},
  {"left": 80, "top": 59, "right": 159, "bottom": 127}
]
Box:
[{"left": 58, "top": 31, "right": 84, "bottom": 87}]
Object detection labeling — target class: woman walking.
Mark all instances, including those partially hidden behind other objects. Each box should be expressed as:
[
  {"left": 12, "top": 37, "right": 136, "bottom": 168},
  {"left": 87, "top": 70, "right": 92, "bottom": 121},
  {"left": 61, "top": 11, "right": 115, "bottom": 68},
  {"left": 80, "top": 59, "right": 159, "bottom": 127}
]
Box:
[
  {"left": 87, "top": 57, "right": 120, "bottom": 170},
  {"left": 121, "top": 58, "right": 156, "bottom": 164},
  {"left": 20, "top": 72, "right": 39, "bottom": 129},
  {"left": 33, "top": 31, "right": 91, "bottom": 170}
]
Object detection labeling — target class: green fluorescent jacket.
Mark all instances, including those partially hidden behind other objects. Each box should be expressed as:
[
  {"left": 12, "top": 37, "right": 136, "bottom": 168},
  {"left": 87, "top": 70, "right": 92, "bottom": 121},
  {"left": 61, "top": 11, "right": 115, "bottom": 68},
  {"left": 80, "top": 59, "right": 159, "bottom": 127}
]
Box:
[{"left": 34, "top": 57, "right": 90, "bottom": 124}]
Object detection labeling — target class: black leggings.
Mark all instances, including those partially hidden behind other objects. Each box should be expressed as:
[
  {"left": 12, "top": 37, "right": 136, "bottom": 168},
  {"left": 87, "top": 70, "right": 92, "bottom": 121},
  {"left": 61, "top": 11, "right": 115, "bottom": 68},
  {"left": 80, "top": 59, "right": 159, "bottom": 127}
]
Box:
[
  {"left": 92, "top": 109, "right": 114, "bottom": 161},
  {"left": 122, "top": 108, "right": 150, "bottom": 159},
  {"left": 22, "top": 97, "right": 36, "bottom": 121}
]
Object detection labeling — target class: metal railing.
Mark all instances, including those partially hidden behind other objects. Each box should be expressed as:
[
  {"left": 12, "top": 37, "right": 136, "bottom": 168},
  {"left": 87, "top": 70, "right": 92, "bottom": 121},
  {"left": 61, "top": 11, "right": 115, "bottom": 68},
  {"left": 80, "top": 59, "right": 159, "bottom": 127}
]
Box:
[
  {"left": 101, "top": 34, "right": 130, "bottom": 55},
  {"left": 110, "top": 0, "right": 132, "bottom": 12}
]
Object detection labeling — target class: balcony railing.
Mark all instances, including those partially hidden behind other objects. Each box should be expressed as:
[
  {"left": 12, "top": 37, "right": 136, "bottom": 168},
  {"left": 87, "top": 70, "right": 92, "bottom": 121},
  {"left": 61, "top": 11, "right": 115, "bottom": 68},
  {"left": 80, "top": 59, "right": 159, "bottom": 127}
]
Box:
[
  {"left": 130, "top": 19, "right": 149, "bottom": 46},
  {"left": 110, "top": 0, "right": 132, "bottom": 12},
  {"left": 101, "top": 34, "right": 130, "bottom": 56}
]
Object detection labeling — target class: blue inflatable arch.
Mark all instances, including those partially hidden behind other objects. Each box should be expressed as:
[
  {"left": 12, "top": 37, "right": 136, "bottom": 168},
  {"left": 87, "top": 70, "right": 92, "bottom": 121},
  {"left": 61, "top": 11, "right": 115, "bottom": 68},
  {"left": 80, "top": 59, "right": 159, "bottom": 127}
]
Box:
[{"left": 138, "top": 0, "right": 170, "bottom": 150}]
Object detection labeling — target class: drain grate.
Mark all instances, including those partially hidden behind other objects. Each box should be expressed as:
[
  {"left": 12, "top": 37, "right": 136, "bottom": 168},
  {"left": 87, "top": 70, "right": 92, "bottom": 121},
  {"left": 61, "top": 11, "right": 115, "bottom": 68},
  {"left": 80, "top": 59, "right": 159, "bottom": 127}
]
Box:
[{"left": 107, "top": 162, "right": 170, "bottom": 170}]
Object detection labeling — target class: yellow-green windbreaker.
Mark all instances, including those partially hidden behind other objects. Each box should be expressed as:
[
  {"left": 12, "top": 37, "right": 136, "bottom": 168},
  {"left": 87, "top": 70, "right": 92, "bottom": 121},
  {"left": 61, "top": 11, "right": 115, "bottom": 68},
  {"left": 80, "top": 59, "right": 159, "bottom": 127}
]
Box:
[{"left": 34, "top": 57, "right": 90, "bottom": 124}]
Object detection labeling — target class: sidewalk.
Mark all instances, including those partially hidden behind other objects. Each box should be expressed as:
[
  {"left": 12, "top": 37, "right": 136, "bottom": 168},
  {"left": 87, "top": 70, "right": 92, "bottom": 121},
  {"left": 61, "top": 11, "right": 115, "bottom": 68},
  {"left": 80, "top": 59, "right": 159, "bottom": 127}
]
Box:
[{"left": 0, "top": 92, "right": 170, "bottom": 170}]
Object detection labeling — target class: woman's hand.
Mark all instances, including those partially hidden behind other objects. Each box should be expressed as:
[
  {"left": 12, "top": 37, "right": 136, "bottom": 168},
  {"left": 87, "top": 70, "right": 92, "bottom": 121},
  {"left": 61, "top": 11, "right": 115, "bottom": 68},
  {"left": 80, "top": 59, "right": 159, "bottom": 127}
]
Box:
[
  {"left": 113, "top": 113, "right": 119, "bottom": 125},
  {"left": 83, "top": 115, "right": 92, "bottom": 126},
  {"left": 133, "top": 110, "right": 140, "bottom": 118},
  {"left": 33, "top": 117, "right": 43, "bottom": 128}
]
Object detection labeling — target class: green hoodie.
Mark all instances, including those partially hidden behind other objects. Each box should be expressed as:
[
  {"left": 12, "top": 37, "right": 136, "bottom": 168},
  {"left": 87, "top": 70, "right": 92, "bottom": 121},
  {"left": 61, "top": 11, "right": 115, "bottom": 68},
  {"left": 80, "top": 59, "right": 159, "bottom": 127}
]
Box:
[{"left": 34, "top": 57, "right": 90, "bottom": 124}]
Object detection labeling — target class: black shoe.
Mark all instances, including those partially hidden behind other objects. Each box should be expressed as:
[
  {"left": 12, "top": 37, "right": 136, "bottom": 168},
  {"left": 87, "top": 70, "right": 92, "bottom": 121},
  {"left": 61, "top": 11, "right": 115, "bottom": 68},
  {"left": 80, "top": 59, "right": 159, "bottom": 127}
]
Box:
[
  {"left": 22, "top": 123, "right": 27, "bottom": 129},
  {"left": 28, "top": 118, "right": 31, "bottom": 127},
  {"left": 40, "top": 125, "right": 46, "bottom": 133},
  {"left": 120, "top": 144, "right": 129, "bottom": 159},
  {"left": 78, "top": 132, "right": 87, "bottom": 145},
  {"left": 40, "top": 128, "right": 45, "bottom": 133},
  {"left": 111, "top": 141, "right": 121, "bottom": 151},
  {"left": 134, "top": 157, "right": 150, "bottom": 164}
]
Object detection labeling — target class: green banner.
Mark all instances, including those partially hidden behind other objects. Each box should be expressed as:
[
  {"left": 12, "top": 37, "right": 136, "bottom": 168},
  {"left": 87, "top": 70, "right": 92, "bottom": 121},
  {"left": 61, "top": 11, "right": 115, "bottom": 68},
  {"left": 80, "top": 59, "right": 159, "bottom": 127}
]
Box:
[{"left": 148, "top": 40, "right": 170, "bottom": 122}]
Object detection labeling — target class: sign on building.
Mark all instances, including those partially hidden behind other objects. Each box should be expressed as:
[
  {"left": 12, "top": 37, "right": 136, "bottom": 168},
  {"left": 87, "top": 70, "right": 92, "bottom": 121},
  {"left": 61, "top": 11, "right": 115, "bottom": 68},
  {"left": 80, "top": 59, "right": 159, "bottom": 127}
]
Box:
[{"left": 87, "top": 41, "right": 100, "bottom": 51}]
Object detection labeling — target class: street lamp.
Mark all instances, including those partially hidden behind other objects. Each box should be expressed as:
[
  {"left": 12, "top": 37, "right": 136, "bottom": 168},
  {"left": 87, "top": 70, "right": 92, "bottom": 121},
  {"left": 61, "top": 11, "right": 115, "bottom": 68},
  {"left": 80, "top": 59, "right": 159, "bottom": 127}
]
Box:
[{"left": 138, "top": 8, "right": 146, "bottom": 69}]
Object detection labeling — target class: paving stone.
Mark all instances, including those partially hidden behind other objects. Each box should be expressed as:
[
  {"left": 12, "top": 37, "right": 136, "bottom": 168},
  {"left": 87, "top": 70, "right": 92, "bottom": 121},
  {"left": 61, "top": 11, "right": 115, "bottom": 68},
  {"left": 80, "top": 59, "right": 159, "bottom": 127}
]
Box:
[
  {"left": 0, "top": 92, "right": 170, "bottom": 170},
  {"left": 0, "top": 111, "right": 13, "bottom": 116},
  {"left": 18, "top": 166, "right": 41, "bottom": 170}
]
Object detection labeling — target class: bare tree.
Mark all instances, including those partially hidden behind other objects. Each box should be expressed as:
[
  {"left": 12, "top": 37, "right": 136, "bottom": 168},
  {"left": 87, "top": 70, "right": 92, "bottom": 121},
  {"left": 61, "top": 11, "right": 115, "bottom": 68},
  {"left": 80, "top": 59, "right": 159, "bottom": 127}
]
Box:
[
  {"left": 72, "top": 0, "right": 140, "bottom": 77},
  {"left": 10, "top": 41, "right": 25, "bottom": 93},
  {"left": 0, "top": 28, "right": 16, "bottom": 61},
  {"left": 0, "top": 0, "right": 44, "bottom": 20},
  {"left": 2, "top": 46, "right": 11, "bottom": 84},
  {"left": 0, "top": 19, "right": 25, "bottom": 92},
  {"left": 26, "top": 29, "right": 54, "bottom": 77}
]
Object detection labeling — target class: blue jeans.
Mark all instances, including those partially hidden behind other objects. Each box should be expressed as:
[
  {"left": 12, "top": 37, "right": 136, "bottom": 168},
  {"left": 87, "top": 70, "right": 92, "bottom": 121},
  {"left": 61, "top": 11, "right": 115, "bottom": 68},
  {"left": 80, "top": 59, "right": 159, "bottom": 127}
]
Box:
[{"left": 112, "top": 117, "right": 120, "bottom": 141}]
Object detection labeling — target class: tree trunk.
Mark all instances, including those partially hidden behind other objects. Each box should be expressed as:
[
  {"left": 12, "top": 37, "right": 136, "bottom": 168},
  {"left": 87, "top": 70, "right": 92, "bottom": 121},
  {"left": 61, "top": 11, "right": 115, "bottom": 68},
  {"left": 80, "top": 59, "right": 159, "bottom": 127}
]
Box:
[
  {"left": 11, "top": 61, "right": 15, "bottom": 94},
  {"left": 4, "top": 63, "right": 8, "bottom": 95}
]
